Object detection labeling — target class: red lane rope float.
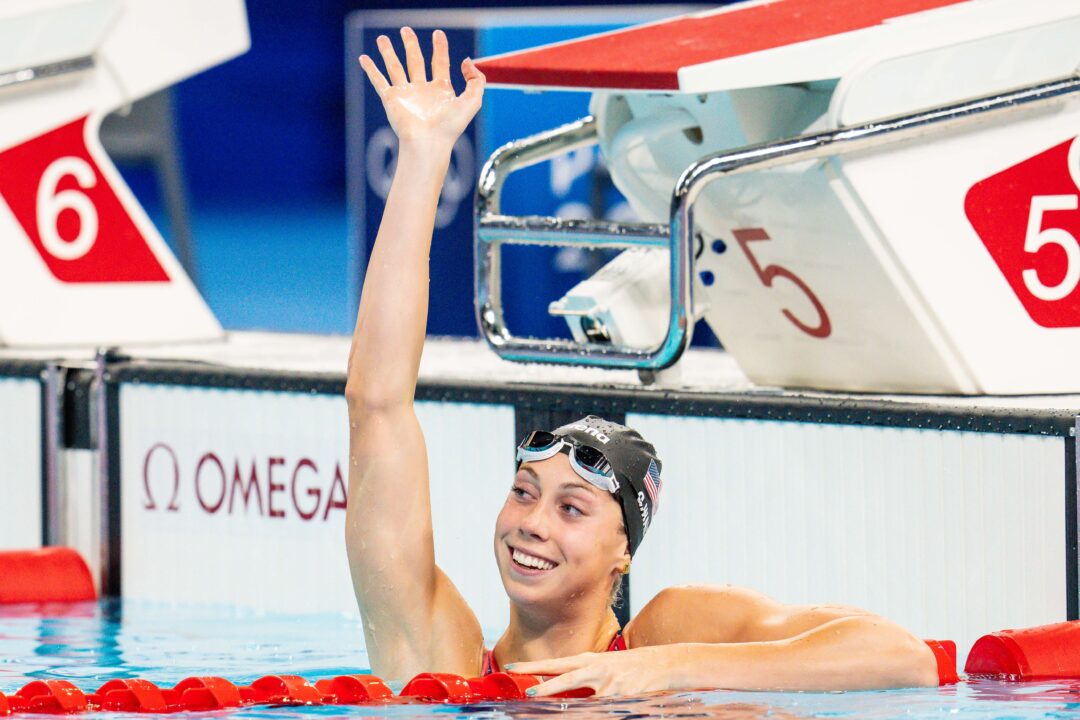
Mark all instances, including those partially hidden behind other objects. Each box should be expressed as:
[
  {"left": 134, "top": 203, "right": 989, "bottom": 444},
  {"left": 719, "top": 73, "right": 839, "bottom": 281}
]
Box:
[
  {"left": 313, "top": 675, "right": 394, "bottom": 702},
  {"left": 11, "top": 681, "right": 89, "bottom": 714},
  {"left": 93, "top": 680, "right": 168, "bottom": 713},
  {"left": 0, "top": 549, "right": 96, "bottom": 605},
  {"left": 0, "top": 650, "right": 959, "bottom": 719},
  {"left": 0, "top": 672, "right": 552, "bottom": 716},
  {"left": 965, "top": 620, "right": 1080, "bottom": 680},
  {"left": 400, "top": 673, "right": 478, "bottom": 702}
]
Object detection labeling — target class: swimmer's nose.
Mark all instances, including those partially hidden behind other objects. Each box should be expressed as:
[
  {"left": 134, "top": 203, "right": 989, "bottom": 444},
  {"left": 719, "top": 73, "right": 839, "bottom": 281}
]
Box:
[{"left": 518, "top": 501, "right": 550, "bottom": 541}]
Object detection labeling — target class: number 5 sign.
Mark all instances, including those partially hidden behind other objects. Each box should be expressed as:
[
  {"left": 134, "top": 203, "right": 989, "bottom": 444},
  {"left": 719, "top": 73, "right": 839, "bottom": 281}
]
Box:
[
  {"left": 0, "top": 117, "right": 169, "bottom": 283},
  {"left": 965, "top": 136, "right": 1080, "bottom": 327}
]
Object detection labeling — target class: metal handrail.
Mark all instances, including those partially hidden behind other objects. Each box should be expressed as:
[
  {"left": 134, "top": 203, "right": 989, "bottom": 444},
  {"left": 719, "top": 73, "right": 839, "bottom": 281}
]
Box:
[
  {"left": 474, "top": 73, "right": 1080, "bottom": 371},
  {"left": 0, "top": 56, "right": 95, "bottom": 91}
]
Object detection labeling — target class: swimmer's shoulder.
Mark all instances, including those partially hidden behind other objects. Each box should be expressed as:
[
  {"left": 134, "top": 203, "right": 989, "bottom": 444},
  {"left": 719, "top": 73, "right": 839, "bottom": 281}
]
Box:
[{"left": 623, "top": 584, "right": 767, "bottom": 647}]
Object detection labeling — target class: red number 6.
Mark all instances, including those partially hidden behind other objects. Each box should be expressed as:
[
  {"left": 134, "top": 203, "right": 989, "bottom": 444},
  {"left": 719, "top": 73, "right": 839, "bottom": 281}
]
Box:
[{"left": 732, "top": 227, "right": 832, "bottom": 339}]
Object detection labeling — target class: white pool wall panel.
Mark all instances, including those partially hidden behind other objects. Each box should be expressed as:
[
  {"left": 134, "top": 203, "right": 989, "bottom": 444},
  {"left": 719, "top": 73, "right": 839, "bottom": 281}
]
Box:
[
  {"left": 0, "top": 377, "right": 41, "bottom": 549},
  {"left": 626, "top": 413, "right": 1066, "bottom": 668},
  {"left": 120, "top": 384, "right": 514, "bottom": 627}
]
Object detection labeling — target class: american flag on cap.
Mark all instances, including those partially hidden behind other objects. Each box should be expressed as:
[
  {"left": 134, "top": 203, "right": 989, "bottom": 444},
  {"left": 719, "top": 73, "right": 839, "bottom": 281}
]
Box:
[{"left": 643, "top": 459, "right": 661, "bottom": 512}]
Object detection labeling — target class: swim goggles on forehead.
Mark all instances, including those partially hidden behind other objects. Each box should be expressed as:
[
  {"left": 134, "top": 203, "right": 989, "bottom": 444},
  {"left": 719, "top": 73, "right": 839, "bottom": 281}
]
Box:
[{"left": 516, "top": 430, "right": 618, "bottom": 494}]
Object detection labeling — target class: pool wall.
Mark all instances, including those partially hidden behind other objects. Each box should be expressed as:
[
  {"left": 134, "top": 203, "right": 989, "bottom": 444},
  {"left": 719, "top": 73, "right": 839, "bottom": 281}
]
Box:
[
  {"left": 120, "top": 384, "right": 515, "bottom": 625},
  {"left": 2, "top": 336, "right": 1077, "bottom": 671},
  {"left": 0, "top": 362, "right": 45, "bottom": 551},
  {"left": 626, "top": 414, "right": 1067, "bottom": 668},
  {"left": 100, "top": 346, "right": 1078, "bottom": 668}
]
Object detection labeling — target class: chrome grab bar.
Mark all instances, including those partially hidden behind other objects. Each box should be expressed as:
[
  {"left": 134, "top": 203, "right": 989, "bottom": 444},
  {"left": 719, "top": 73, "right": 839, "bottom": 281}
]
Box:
[
  {"left": 474, "top": 74, "right": 1080, "bottom": 371},
  {"left": 0, "top": 56, "right": 95, "bottom": 91},
  {"left": 475, "top": 116, "right": 682, "bottom": 370}
]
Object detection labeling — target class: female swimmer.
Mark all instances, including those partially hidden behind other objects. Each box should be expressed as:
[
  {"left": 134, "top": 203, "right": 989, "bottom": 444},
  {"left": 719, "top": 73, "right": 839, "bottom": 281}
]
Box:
[{"left": 346, "top": 27, "right": 938, "bottom": 696}]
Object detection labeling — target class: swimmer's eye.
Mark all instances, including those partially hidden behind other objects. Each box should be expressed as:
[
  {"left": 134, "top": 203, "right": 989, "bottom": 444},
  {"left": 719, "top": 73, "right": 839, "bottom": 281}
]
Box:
[
  {"left": 511, "top": 486, "right": 534, "bottom": 501},
  {"left": 561, "top": 503, "right": 584, "bottom": 517}
]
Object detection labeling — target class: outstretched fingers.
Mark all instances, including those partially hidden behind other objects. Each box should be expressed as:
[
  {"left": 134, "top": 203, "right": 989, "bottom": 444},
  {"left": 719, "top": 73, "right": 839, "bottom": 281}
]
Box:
[
  {"left": 376, "top": 34, "right": 407, "bottom": 86},
  {"left": 401, "top": 27, "right": 427, "bottom": 84},
  {"left": 431, "top": 29, "right": 450, "bottom": 82},
  {"left": 358, "top": 55, "right": 390, "bottom": 96}
]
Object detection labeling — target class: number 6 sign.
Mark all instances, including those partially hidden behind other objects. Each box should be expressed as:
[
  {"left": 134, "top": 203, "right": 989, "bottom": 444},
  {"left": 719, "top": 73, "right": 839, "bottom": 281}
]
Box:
[
  {"left": 966, "top": 136, "right": 1080, "bottom": 327},
  {"left": 0, "top": 117, "right": 169, "bottom": 283}
]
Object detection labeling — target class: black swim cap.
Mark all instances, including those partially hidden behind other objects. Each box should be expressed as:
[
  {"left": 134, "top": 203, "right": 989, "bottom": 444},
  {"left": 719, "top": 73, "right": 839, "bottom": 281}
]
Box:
[{"left": 550, "top": 415, "right": 662, "bottom": 557}]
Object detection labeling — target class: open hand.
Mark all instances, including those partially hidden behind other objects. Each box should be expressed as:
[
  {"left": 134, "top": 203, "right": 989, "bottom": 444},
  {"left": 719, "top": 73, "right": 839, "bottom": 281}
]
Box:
[
  {"left": 508, "top": 646, "right": 679, "bottom": 698},
  {"left": 359, "top": 28, "right": 484, "bottom": 150}
]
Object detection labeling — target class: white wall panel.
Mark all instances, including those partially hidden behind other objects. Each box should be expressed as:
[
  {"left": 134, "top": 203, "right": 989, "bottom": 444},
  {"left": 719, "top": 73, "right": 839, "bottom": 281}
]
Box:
[
  {"left": 626, "top": 413, "right": 1066, "bottom": 666},
  {"left": 120, "top": 385, "right": 514, "bottom": 631},
  {"left": 423, "top": 401, "right": 516, "bottom": 634},
  {"left": 0, "top": 378, "right": 41, "bottom": 549}
]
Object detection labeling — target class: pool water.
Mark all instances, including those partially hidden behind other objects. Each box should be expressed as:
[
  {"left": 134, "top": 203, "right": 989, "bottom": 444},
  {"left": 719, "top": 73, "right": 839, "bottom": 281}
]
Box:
[{"left": 1, "top": 601, "right": 1079, "bottom": 719}]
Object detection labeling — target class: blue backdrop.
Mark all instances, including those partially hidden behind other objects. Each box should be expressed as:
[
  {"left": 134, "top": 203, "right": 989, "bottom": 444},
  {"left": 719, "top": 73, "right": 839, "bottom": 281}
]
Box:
[{"left": 120, "top": 1, "right": 728, "bottom": 340}]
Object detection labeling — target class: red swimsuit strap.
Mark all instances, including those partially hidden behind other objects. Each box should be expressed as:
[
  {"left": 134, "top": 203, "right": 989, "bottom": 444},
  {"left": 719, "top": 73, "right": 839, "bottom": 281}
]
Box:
[{"left": 482, "top": 632, "right": 625, "bottom": 676}]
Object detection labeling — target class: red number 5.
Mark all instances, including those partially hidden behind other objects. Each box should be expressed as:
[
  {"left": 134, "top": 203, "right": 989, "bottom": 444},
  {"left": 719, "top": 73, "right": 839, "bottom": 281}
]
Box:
[{"left": 732, "top": 227, "right": 832, "bottom": 339}]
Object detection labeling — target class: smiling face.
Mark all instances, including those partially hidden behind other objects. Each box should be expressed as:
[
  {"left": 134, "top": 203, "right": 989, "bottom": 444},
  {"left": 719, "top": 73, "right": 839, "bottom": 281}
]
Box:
[{"left": 494, "top": 453, "right": 630, "bottom": 615}]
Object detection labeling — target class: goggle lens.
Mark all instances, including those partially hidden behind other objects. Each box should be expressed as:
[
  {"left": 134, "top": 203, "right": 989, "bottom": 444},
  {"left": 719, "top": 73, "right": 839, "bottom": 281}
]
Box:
[
  {"left": 520, "top": 430, "right": 559, "bottom": 452},
  {"left": 572, "top": 444, "right": 611, "bottom": 475},
  {"left": 516, "top": 431, "right": 617, "bottom": 493}
]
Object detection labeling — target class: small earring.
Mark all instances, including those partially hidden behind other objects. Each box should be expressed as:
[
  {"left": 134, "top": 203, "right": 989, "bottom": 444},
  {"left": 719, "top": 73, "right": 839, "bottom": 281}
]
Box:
[{"left": 622, "top": 563, "right": 631, "bottom": 575}]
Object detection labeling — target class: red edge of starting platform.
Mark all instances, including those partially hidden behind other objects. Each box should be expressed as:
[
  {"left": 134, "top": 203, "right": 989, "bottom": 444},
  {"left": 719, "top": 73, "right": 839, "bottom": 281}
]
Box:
[{"left": 474, "top": 0, "right": 973, "bottom": 90}]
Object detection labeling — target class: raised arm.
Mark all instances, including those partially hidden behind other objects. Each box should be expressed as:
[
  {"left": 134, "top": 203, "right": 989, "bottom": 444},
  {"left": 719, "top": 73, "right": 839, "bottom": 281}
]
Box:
[{"left": 345, "top": 27, "right": 485, "bottom": 680}]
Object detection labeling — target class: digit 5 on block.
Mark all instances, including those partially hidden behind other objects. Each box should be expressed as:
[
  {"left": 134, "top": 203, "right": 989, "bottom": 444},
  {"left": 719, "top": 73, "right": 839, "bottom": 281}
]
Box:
[{"left": 966, "top": 136, "right": 1080, "bottom": 327}]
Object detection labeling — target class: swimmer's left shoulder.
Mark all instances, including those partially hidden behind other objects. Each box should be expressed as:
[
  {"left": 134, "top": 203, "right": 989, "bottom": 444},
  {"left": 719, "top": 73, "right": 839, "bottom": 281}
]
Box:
[{"left": 624, "top": 585, "right": 759, "bottom": 647}]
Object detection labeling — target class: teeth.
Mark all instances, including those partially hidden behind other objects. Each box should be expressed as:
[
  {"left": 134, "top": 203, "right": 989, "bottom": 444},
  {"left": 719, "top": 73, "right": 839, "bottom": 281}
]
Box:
[{"left": 513, "top": 548, "right": 555, "bottom": 571}]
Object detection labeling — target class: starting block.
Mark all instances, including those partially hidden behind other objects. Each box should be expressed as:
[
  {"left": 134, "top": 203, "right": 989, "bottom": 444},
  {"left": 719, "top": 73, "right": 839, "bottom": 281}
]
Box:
[
  {"left": 0, "top": 0, "right": 248, "bottom": 347},
  {"left": 474, "top": 0, "right": 1080, "bottom": 393}
]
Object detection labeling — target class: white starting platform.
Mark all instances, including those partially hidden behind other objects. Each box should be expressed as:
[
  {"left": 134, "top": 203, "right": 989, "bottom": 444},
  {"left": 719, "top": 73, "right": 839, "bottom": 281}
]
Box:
[
  {"left": 0, "top": 0, "right": 246, "bottom": 347},
  {"left": 474, "top": 0, "right": 1080, "bottom": 395}
]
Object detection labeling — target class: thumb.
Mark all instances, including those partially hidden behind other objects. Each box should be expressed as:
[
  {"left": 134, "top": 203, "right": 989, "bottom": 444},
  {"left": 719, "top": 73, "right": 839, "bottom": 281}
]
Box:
[{"left": 460, "top": 58, "right": 486, "bottom": 107}]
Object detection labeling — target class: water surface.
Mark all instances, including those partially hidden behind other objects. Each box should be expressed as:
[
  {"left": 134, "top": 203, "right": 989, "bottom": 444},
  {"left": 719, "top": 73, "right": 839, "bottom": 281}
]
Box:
[{"left": 1, "top": 601, "right": 1078, "bottom": 719}]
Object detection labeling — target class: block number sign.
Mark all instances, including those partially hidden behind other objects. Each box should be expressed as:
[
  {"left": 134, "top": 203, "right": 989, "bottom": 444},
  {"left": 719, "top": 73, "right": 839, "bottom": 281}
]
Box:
[
  {"left": 967, "top": 136, "right": 1080, "bottom": 327},
  {"left": 0, "top": 117, "right": 169, "bottom": 284}
]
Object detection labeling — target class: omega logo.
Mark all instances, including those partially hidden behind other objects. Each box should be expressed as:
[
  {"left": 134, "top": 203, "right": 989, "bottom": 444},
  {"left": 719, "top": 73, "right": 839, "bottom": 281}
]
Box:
[{"left": 142, "top": 443, "right": 348, "bottom": 522}]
